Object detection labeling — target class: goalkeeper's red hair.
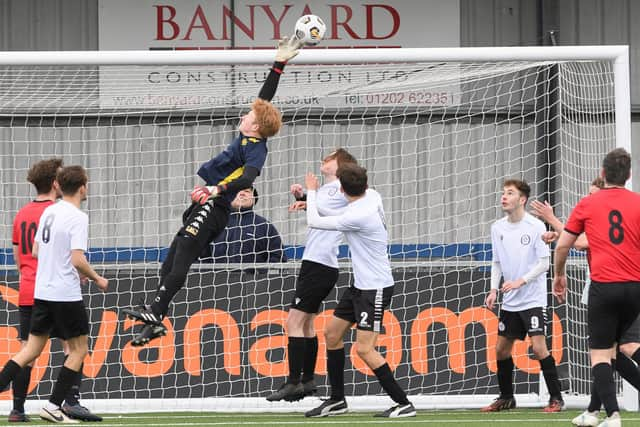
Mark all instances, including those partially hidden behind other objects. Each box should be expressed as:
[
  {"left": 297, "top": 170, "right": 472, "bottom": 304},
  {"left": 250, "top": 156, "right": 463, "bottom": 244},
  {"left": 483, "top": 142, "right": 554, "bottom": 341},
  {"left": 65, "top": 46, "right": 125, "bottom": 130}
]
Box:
[{"left": 253, "top": 98, "right": 282, "bottom": 138}]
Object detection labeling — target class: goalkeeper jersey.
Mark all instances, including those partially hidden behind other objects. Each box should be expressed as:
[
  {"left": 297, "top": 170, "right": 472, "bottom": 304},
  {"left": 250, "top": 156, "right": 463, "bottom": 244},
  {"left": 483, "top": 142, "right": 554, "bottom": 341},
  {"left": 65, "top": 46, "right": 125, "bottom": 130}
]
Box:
[{"left": 197, "top": 133, "right": 268, "bottom": 204}]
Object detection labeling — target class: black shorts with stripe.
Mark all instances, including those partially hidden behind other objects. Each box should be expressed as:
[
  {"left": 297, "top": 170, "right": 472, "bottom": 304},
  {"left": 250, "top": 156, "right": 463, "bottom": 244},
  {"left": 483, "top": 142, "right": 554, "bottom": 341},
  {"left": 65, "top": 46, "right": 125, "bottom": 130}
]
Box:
[
  {"left": 179, "top": 199, "right": 230, "bottom": 247},
  {"left": 333, "top": 285, "right": 394, "bottom": 332},
  {"left": 290, "top": 260, "right": 339, "bottom": 314},
  {"left": 498, "top": 307, "right": 547, "bottom": 341},
  {"left": 30, "top": 299, "right": 89, "bottom": 340},
  {"left": 588, "top": 281, "right": 640, "bottom": 349}
]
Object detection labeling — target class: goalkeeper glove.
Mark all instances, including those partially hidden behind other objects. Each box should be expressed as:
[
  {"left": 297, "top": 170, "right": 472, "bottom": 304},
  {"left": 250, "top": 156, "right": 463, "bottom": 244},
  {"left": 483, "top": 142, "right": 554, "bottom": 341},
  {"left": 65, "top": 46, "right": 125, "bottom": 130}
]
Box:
[
  {"left": 191, "top": 185, "right": 218, "bottom": 204},
  {"left": 275, "top": 36, "right": 304, "bottom": 63}
]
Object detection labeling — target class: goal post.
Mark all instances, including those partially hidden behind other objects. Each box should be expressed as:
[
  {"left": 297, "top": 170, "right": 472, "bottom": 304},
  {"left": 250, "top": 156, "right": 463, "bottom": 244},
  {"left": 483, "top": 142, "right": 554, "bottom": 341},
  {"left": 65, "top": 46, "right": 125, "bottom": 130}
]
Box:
[{"left": 0, "top": 45, "right": 631, "bottom": 413}]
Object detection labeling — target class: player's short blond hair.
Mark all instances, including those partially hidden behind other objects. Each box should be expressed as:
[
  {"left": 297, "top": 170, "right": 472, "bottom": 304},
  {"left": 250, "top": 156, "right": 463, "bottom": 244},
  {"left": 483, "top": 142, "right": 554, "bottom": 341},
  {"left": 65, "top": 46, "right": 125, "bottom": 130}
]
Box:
[{"left": 252, "top": 99, "right": 282, "bottom": 138}]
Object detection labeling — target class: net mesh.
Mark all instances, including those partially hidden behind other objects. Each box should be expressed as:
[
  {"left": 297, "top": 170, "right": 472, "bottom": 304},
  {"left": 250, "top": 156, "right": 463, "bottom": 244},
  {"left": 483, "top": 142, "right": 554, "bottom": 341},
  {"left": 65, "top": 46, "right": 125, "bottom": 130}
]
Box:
[{"left": 0, "top": 56, "right": 617, "bottom": 408}]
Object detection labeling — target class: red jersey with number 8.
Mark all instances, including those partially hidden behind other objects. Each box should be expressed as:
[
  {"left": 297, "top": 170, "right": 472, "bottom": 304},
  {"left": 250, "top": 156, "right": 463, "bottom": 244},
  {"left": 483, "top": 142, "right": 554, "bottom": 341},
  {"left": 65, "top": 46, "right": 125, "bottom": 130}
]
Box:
[
  {"left": 12, "top": 200, "right": 54, "bottom": 306},
  {"left": 565, "top": 187, "right": 640, "bottom": 283}
]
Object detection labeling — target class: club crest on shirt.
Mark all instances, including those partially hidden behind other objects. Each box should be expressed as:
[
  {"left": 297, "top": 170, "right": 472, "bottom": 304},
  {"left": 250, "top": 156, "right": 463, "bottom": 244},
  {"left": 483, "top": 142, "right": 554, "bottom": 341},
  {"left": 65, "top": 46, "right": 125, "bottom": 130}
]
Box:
[{"left": 521, "top": 234, "right": 531, "bottom": 245}]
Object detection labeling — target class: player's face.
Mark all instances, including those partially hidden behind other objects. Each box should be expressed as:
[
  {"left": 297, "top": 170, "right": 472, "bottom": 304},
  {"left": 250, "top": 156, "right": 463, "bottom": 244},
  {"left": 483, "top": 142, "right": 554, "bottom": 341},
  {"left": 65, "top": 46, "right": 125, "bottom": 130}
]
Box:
[
  {"left": 239, "top": 110, "right": 258, "bottom": 135},
  {"left": 501, "top": 185, "right": 525, "bottom": 213},
  {"left": 320, "top": 157, "right": 338, "bottom": 176},
  {"left": 231, "top": 188, "right": 254, "bottom": 209}
]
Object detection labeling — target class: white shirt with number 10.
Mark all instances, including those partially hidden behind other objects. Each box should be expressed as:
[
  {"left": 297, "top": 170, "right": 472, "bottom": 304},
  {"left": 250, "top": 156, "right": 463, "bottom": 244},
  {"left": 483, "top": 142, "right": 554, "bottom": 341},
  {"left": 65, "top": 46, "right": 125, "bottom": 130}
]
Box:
[
  {"left": 34, "top": 200, "right": 88, "bottom": 302},
  {"left": 306, "top": 188, "right": 393, "bottom": 290}
]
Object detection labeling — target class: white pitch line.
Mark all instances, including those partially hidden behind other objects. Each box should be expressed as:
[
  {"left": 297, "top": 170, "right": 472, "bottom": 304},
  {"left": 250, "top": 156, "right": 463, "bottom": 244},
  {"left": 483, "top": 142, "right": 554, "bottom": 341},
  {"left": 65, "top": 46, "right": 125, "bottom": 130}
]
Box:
[{"left": 66, "top": 416, "right": 640, "bottom": 426}]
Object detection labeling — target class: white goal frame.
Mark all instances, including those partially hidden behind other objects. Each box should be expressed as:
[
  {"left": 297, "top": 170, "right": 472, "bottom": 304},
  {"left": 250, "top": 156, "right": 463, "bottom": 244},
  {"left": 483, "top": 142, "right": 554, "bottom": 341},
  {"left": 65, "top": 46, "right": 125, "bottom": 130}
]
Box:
[{"left": 0, "top": 45, "right": 631, "bottom": 413}]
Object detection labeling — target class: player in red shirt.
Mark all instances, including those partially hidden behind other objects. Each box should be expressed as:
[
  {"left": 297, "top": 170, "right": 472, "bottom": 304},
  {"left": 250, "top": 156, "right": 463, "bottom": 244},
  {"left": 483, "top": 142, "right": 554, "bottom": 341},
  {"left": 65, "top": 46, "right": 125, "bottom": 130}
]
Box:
[
  {"left": 553, "top": 148, "right": 640, "bottom": 427},
  {"left": 11, "top": 159, "right": 101, "bottom": 422}
]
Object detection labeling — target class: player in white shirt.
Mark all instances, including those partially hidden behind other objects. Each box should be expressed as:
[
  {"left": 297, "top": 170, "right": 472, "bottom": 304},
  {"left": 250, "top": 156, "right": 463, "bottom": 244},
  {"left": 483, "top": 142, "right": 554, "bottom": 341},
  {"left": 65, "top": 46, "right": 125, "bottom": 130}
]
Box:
[
  {"left": 267, "top": 149, "right": 357, "bottom": 403},
  {"left": 482, "top": 179, "right": 563, "bottom": 413},
  {"left": 0, "top": 166, "right": 108, "bottom": 424},
  {"left": 303, "top": 163, "right": 415, "bottom": 419}
]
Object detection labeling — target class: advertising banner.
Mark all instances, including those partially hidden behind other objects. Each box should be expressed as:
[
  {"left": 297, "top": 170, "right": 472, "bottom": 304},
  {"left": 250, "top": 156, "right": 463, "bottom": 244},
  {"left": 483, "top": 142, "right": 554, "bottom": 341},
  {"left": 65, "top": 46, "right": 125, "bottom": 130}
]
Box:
[
  {"left": 97, "top": 1, "right": 461, "bottom": 109},
  {"left": 0, "top": 267, "right": 567, "bottom": 399}
]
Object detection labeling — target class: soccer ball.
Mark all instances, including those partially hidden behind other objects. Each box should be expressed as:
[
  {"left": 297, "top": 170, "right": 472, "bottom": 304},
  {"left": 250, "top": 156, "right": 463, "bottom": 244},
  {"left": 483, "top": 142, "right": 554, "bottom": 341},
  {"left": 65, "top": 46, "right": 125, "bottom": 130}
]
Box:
[{"left": 294, "top": 15, "right": 326, "bottom": 46}]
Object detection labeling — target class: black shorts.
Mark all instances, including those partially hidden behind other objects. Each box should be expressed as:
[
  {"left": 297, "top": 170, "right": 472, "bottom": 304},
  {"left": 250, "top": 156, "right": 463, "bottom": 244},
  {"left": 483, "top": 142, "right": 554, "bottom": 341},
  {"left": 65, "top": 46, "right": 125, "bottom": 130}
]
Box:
[
  {"left": 179, "top": 199, "right": 230, "bottom": 247},
  {"left": 30, "top": 299, "right": 89, "bottom": 340},
  {"left": 17, "top": 305, "right": 62, "bottom": 341},
  {"left": 588, "top": 281, "right": 640, "bottom": 349},
  {"left": 498, "top": 307, "right": 547, "bottom": 340},
  {"left": 291, "top": 260, "right": 339, "bottom": 314},
  {"left": 333, "top": 285, "right": 394, "bottom": 332},
  {"left": 18, "top": 306, "right": 34, "bottom": 341},
  {"left": 620, "top": 313, "right": 640, "bottom": 345}
]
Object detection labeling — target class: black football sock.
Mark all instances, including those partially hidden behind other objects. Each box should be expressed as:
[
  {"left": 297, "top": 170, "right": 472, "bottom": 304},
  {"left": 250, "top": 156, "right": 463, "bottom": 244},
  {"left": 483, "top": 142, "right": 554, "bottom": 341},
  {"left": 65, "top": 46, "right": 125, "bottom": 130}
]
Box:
[
  {"left": 592, "top": 362, "right": 619, "bottom": 417},
  {"left": 539, "top": 355, "right": 562, "bottom": 400},
  {"left": 373, "top": 363, "right": 410, "bottom": 405},
  {"left": 301, "top": 336, "right": 318, "bottom": 383},
  {"left": 50, "top": 366, "right": 80, "bottom": 407},
  {"left": 587, "top": 380, "right": 602, "bottom": 412},
  {"left": 287, "top": 337, "right": 305, "bottom": 385},
  {"left": 0, "top": 360, "right": 22, "bottom": 391},
  {"left": 587, "top": 358, "right": 618, "bottom": 412},
  {"left": 64, "top": 363, "right": 82, "bottom": 406},
  {"left": 497, "top": 357, "right": 514, "bottom": 398},
  {"left": 614, "top": 352, "right": 640, "bottom": 390},
  {"left": 327, "top": 348, "right": 345, "bottom": 401},
  {"left": 12, "top": 365, "right": 32, "bottom": 413}
]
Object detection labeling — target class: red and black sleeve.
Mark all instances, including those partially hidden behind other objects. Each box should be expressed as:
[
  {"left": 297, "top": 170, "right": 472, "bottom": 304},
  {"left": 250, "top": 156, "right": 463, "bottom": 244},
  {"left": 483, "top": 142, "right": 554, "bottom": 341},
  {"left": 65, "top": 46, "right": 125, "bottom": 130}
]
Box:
[{"left": 258, "top": 61, "right": 287, "bottom": 101}]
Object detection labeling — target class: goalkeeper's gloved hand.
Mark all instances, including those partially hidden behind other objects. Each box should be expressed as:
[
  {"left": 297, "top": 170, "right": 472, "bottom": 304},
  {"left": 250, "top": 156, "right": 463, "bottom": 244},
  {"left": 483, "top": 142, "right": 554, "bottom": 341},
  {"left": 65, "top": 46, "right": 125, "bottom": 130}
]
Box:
[
  {"left": 275, "top": 36, "right": 304, "bottom": 63},
  {"left": 191, "top": 185, "right": 218, "bottom": 204}
]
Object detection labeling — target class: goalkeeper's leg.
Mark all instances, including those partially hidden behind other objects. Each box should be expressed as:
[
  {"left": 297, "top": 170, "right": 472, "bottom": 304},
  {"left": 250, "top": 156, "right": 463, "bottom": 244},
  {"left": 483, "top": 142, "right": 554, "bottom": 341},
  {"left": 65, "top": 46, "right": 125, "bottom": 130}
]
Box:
[{"left": 125, "top": 201, "right": 229, "bottom": 323}]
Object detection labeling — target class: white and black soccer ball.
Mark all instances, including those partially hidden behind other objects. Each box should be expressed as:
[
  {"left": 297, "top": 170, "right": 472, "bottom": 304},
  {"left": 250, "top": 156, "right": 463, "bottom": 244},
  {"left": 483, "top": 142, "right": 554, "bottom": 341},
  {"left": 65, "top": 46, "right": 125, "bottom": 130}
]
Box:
[{"left": 294, "top": 15, "right": 326, "bottom": 46}]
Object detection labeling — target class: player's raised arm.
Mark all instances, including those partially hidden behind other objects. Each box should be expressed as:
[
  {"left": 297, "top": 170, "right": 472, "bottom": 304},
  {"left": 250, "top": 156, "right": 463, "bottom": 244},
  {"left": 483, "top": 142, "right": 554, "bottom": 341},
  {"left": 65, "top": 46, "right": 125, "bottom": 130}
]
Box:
[{"left": 258, "top": 37, "right": 304, "bottom": 102}]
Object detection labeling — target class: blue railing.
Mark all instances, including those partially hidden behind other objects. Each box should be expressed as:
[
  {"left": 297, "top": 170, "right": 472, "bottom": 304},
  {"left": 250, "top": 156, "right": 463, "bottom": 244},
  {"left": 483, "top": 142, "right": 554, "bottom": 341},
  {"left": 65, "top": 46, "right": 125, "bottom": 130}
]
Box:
[{"left": 0, "top": 244, "right": 496, "bottom": 265}]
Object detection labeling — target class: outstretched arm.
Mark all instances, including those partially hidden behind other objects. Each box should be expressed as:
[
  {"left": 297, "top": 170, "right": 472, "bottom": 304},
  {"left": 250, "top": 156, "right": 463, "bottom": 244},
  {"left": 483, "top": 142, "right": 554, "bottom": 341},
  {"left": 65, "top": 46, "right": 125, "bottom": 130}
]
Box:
[{"left": 258, "top": 37, "right": 304, "bottom": 101}]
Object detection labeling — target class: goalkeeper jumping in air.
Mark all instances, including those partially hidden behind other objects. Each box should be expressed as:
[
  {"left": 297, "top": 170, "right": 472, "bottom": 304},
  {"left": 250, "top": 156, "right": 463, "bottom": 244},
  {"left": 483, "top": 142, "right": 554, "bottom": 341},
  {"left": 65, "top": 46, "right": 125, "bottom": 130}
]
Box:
[{"left": 123, "top": 37, "right": 303, "bottom": 346}]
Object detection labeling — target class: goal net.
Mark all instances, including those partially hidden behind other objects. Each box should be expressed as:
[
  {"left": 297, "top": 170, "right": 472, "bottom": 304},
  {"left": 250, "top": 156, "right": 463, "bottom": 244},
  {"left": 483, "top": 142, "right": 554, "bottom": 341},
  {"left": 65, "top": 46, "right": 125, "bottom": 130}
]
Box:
[{"left": 0, "top": 46, "right": 630, "bottom": 413}]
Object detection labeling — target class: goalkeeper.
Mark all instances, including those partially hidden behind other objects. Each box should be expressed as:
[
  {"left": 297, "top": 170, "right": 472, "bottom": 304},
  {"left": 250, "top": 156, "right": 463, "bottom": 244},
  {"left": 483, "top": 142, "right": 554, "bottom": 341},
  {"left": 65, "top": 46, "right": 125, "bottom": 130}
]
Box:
[{"left": 123, "top": 37, "right": 303, "bottom": 346}]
